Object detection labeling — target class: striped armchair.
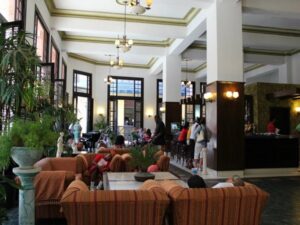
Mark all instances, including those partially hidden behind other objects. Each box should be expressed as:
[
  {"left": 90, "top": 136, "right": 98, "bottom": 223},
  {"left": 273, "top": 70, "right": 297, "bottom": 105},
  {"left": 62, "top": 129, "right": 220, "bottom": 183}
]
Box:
[
  {"left": 61, "top": 180, "right": 170, "bottom": 225},
  {"left": 160, "top": 181, "right": 269, "bottom": 225},
  {"left": 33, "top": 157, "right": 84, "bottom": 219}
]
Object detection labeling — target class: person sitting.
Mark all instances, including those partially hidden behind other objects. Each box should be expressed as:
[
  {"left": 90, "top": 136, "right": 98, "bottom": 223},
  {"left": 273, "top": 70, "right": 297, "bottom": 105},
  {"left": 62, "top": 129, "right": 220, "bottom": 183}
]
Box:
[
  {"left": 212, "top": 175, "right": 245, "bottom": 188},
  {"left": 187, "top": 175, "right": 207, "bottom": 188},
  {"left": 267, "top": 118, "right": 277, "bottom": 133},
  {"left": 178, "top": 122, "right": 189, "bottom": 144},
  {"left": 143, "top": 129, "right": 152, "bottom": 143},
  {"left": 89, "top": 153, "right": 114, "bottom": 182},
  {"left": 114, "top": 135, "right": 125, "bottom": 148}
]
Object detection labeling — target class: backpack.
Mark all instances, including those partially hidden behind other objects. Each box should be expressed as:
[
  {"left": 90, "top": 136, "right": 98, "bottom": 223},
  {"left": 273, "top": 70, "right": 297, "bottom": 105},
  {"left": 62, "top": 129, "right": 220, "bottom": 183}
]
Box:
[{"left": 196, "top": 125, "right": 207, "bottom": 143}]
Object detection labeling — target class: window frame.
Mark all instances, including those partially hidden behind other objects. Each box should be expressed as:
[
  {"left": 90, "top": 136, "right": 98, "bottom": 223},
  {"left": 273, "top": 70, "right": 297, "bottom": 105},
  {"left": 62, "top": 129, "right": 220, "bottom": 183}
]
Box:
[
  {"left": 33, "top": 9, "right": 49, "bottom": 63},
  {"left": 50, "top": 38, "right": 60, "bottom": 79}
]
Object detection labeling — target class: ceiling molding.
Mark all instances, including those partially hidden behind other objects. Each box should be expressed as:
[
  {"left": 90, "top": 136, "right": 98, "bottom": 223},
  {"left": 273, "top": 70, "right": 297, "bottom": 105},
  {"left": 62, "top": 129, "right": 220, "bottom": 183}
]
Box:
[
  {"left": 45, "top": 0, "right": 200, "bottom": 26},
  {"left": 68, "top": 53, "right": 157, "bottom": 69},
  {"left": 243, "top": 25, "right": 300, "bottom": 37},
  {"left": 244, "top": 64, "right": 265, "bottom": 73},
  {"left": 61, "top": 32, "right": 174, "bottom": 47},
  {"left": 189, "top": 43, "right": 300, "bottom": 56}
]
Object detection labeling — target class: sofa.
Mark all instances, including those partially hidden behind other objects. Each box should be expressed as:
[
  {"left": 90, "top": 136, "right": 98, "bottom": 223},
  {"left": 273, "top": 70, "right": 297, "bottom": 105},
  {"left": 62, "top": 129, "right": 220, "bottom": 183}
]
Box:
[
  {"left": 33, "top": 157, "right": 84, "bottom": 219},
  {"left": 160, "top": 180, "right": 269, "bottom": 225},
  {"left": 60, "top": 179, "right": 170, "bottom": 225},
  {"left": 76, "top": 151, "right": 170, "bottom": 183}
]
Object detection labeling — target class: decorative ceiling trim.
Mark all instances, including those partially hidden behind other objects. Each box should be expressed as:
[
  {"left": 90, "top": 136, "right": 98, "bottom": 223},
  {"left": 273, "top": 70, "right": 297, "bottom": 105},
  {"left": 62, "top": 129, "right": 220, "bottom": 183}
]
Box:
[
  {"left": 45, "top": 0, "right": 200, "bottom": 26},
  {"left": 61, "top": 32, "right": 174, "bottom": 47},
  {"left": 189, "top": 43, "right": 300, "bottom": 56},
  {"left": 244, "top": 64, "right": 265, "bottom": 73},
  {"left": 68, "top": 53, "right": 157, "bottom": 69},
  {"left": 243, "top": 25, "right": 300, "bottom": 37}
]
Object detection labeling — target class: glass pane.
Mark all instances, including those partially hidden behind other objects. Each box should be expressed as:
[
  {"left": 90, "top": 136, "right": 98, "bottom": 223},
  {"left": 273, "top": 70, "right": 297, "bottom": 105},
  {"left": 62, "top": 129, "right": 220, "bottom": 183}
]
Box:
[
  {"left": 51, "top": 45, "right": 59, "bottom": 79},
  {"left": 117, "top": 80, "right": 134, "bottom": 97},
  {"left": 54, "top": 81, "right": 64, "bottom": 107},
  {"left": 77, "top": 96, "right": 88, "bottom": 133},
  {"left": 158, "top": 81, "right": 163, "bottom": 98},
  {"left": 0, "top": 0, "right": 16, "bottom": 22},
  {"left": 135, "top": 80, "right": 142, "bottom": 97},
  {"left": 36, "top": 18, "right": 47, "bottom": 62},
  {"left": 76, "top": 74, "right": 88, "bottom": 93},
  {"left": 110, "top": 82, "right": 117, "bottom": 96}
]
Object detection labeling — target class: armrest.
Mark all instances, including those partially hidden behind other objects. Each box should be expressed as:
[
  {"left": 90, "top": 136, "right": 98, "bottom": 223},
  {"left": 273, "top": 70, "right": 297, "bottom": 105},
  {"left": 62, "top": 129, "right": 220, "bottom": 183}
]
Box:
[{"left": 35, "top": 171, "right": 75, "bottom": 201}]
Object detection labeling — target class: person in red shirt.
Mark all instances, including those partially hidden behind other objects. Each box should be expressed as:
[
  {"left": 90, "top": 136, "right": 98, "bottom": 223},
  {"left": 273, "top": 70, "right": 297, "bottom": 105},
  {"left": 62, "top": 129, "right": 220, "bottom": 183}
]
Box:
[
  {"left": 89, "top": 153, "right": 113, "bottom": 182},
  {"left": 178, "top": 122, "right": 189, "bottom": 144},
  {"left": 267, "top": 118, "right": 277, "bottom": 133}
]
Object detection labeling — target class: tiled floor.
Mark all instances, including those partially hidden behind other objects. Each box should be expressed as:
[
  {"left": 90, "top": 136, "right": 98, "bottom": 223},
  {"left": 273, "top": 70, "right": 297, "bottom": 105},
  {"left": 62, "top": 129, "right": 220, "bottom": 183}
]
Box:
[{"left": 4, "top": 165, "right": 300, "bottom": 225}]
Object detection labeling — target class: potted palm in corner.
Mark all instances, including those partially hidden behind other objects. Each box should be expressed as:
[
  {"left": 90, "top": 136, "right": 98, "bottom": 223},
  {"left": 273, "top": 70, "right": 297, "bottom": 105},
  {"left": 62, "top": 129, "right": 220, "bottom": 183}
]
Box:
[
  {"left": 8, "top": 115, "right": 57, "bottom": 169},
  {"left": 130, "top": 144, "right": 159, "bottom": 182}
]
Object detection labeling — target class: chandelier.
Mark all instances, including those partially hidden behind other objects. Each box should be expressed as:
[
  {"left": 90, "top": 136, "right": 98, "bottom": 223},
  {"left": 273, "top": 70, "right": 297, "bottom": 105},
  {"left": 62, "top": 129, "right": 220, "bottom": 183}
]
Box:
[
  {"left": 181, "top": 59, "right": 192, "bottom": 88},
  {"left": 110, "top": 48, "right": 124, "bottom": 69},
  {"left": 115, "top": 1, "right": 133, "bottom": 52},
  {"left": 104, "top": 75, "right": 115, "bottom": 85},
  {"left": 104, "top": 55, "right": 116, "bottom": 85},
  {"left": 130, "top": 0, "right": 153, "bottom": 15}
]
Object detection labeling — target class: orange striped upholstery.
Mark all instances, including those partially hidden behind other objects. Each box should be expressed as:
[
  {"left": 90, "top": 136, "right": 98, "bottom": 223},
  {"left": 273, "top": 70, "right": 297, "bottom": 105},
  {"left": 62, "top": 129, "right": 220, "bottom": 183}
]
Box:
[
  {"left": 61, "top": 180, "right": 170, "bottom": 225},
  {"left": 121, "top": 153, "right": 133, "bottom": 171},
  {"left": 157, "top": 155, "right": 170, "bottom": 171},
  {"left": 109, "top": 154, "right": 126, "bottom": 172},
  {"left": 33, "top": 157, "right": 84, "bottom": 220},
  {"left": 160, "top": 182, "right": 269, "bottom": 225}
]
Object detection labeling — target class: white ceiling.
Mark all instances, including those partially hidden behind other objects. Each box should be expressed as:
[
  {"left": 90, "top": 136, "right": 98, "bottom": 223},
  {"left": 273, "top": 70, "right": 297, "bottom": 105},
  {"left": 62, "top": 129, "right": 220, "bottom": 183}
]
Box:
[{"left": 48, "top": 0, "right": 300, "bottom": 73}]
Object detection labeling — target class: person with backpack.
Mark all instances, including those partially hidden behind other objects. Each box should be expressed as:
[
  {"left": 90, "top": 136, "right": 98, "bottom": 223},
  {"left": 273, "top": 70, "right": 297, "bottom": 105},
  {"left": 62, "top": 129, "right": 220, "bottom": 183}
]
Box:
[{"left": 194, "top": 117, "right": 207, "bottom": 171}]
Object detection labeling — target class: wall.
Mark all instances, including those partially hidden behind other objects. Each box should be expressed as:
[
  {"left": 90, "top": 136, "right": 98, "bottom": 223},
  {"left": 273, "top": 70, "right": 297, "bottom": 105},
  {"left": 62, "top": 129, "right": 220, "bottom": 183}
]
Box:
[
  {"left": 245, "top": 82, "right": 300, "bottom": 134},
  {"left": 67, "top": 58, "right": 158, "bottom": 131}
]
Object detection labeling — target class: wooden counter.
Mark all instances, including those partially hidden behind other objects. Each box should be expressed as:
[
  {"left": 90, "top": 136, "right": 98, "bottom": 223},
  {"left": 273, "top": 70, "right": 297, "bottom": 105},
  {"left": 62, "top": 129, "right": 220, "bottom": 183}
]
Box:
[{"left": 245, "top": 135, "right": 299, "bottom": 169}]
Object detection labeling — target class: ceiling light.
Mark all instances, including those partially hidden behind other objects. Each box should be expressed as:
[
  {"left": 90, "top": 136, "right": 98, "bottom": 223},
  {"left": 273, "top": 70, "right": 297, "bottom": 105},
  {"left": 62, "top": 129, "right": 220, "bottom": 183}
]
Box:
[
  {"left": 110, "top": 47, "right": 124, "bottom": 69},
  {"left": 181, "top": 59, "right": 192, "bottom": 89},
  {"left": 115, "top": 2, "right": 133, "bottom": 52},
  {"left": 130, "top": 0, "right": 152, "bottom": 15}
]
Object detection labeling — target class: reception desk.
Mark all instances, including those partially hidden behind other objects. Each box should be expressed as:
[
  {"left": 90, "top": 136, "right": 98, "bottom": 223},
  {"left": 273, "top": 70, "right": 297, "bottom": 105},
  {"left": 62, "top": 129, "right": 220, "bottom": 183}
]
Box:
[{"left": 245, "top": 135, "right": 299, "bottom": 169}]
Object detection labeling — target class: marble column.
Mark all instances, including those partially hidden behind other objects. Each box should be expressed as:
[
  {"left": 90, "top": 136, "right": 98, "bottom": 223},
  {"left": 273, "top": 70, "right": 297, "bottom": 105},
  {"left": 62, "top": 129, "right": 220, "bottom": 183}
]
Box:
[
  {"left": 162, "top": 55, "right": 182, "bottom": 137},
  {"left": 206, "top": 0, "right": 244, "bottom": 176},
  {"left": 13, "top": 167, "right": 41, "bottom": 225}
]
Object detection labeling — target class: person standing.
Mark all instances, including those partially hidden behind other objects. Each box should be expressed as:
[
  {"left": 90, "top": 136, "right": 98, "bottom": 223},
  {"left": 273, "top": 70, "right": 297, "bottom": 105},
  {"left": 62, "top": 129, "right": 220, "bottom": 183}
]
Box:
[
  {"left": 194, "top": 117, "right": 207, "bottom": 170},
  {"left": 267, "top": 118, "right": 278, "bottom": 134},
  {"left": 152, "top": 115, "right": 166, "bottom": 150},
  {"left": 189, "top": 118, "right": 200, "bottom": 160}
]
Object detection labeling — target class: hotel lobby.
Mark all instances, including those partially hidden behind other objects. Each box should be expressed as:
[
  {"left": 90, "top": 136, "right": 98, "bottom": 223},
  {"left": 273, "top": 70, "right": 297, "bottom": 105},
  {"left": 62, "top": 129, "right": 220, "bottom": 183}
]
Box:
[{"left": 1, "top": 0, "right": 300, "bottom": 225}]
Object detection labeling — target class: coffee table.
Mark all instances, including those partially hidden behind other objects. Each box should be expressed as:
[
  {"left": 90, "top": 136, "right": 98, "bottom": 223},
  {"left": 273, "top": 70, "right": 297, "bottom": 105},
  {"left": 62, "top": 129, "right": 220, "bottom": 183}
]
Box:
[{"left": 103, "top": 172, "right": 187, "bottom": 190}]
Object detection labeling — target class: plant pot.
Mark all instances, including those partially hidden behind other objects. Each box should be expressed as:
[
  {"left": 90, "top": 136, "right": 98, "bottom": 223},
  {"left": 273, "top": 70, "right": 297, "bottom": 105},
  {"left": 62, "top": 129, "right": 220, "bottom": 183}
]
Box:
[
  {"left": 134, "top": 172, "right": 155, "bottom": 182},
  {"left": 11, "top": 147, "right": 43, "bottom": 169}
]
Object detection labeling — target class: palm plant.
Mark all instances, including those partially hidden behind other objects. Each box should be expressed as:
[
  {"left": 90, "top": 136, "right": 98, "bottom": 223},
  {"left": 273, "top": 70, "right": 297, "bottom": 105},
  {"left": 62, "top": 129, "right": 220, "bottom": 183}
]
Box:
[
  {"left": 129, "top": 144, "right": 159, "bottom": 172},
  {"left": 0, "top": 28, "right": 41, "bottom": 129}
]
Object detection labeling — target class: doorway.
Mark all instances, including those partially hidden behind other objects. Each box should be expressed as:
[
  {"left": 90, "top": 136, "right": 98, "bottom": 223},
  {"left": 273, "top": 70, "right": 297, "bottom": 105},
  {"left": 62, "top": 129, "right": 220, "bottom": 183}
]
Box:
[{"left": 269, "top": 107, "right": 290, "bottom": 135}]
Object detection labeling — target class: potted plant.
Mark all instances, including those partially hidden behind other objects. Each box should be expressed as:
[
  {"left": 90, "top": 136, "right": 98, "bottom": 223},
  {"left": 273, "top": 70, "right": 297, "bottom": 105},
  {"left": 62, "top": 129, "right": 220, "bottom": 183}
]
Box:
[
  {"left": 129, "top": 144, "right": 159, "bottom": 182},
  {"left": 2, "top": 115, "right": 58, "bottom": 169}
]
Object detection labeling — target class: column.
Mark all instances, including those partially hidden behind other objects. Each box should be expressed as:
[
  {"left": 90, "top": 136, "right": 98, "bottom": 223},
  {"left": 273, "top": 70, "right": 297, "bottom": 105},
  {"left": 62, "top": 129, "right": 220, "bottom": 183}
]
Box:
[
  {"left": 13, "top": 167, "right": 41, "bottom": 225},
  {"left": 206, "top": 0, "right": 244, "bottom": 175},
  {"left": 162, "top": 55, "right": 182, "bottom": 137}
]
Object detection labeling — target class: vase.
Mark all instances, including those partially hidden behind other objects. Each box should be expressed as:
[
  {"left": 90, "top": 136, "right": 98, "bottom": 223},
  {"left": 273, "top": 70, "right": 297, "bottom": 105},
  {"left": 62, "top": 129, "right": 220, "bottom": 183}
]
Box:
[
  {"left": 11, "top": 147, "right": 43, "bottom": 169},
  {"left": 134, "top": 172, "right": 155, "bottom": 182}
]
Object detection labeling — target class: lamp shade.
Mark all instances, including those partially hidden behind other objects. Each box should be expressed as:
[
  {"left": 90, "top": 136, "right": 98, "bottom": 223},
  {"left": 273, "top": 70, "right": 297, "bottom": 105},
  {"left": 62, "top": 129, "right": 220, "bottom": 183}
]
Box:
[{"left": 146, "top": 0, "right": 153, "bottom": 8}]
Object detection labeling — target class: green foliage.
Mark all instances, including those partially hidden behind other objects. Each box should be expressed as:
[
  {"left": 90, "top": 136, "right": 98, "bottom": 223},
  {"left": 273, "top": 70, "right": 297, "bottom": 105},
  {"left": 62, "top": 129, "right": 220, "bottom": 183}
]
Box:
[
  {"left": 0, "top": 134, "right": 12, "bottom": 170},
  {"left": 0, "top": 115, "right": 58, "bottom": 156},
  {"left": 94, "top": 114, "right": 107, "bottom": 130},
  {"left": 0, "top": 30, "right": 41, "bottom": 119},
  {"left": 129, "top": 144, "right": 159, "bottom": 172}
]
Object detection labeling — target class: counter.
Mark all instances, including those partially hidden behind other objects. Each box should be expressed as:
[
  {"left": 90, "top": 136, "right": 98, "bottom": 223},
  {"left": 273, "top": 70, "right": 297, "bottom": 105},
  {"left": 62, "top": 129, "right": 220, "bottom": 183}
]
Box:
[{"left": 245, "top": 134, "right": 299, "bottom": 169}]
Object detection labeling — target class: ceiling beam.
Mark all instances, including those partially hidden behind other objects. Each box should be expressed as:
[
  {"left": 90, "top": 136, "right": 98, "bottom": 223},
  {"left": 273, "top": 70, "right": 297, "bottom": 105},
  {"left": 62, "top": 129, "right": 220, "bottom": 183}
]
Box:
[
  {"left": 51, "top": 17, "right": 187, "bottom": 39},
  {"left": 62, "top": 41, "right": 167, "bottom": 57},
  {"left": 243, "top": 0, "right": 300, "bottom": 19}
]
